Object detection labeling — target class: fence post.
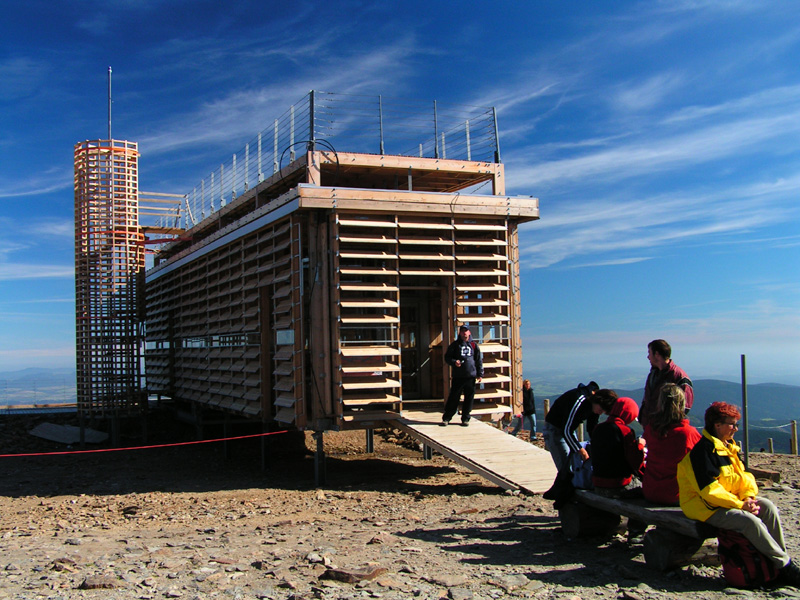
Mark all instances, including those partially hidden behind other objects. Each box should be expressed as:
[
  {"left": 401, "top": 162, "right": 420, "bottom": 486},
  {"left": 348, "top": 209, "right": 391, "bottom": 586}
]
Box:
[
  {"left": 767, "top": 438, "right": 774, "bottom": 453},
  {"left": 791, "top": 421, "right": 798, "bottom": 456},
  {"left": 741, "top": 354, "right": 749, "bottom": 469},
  {"left": 543, "top": 398, "right": 550, "bottom": 418}
]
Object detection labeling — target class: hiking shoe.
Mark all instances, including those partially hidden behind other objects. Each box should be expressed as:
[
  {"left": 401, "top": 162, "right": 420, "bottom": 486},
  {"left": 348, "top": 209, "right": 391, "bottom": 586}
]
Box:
[
  {"left": 440, "top": 420, "right": 449, "bottom": 427},
  {"left": 460, "top": 421, "right": 470, "bottom": 427},
  {"left": 780, "top": 560, "right": 800, "bottom": 587}
]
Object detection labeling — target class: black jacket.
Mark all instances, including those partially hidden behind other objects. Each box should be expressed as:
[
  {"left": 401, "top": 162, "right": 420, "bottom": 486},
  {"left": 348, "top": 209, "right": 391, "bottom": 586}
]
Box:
[{"left": 444, "top": 338, "right": 483, "bottom": 379}]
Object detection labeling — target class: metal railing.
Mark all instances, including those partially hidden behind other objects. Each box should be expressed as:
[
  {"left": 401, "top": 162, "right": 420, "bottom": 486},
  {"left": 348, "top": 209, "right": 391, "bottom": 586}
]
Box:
[{"left": 151, "top": 91, "right": 500, "bottom": 232}]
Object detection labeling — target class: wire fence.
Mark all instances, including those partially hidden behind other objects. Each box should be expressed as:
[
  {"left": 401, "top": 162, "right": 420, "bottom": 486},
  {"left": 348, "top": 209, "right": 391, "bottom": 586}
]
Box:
[
  {"left": 0, "top": 377, "right": 77, "bottom": 413},
  {"left": 147, "top": 91, "right": 500, "bottom": 234}
]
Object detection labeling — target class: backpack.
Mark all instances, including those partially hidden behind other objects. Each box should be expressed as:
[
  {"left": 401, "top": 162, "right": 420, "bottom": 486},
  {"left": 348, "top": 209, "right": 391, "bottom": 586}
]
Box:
[
  {"left": 571, "top": 442, "right": 593, "bottom": 490},
  {"left": 717, "top": 529, "right": 779, "bottom": 588}
]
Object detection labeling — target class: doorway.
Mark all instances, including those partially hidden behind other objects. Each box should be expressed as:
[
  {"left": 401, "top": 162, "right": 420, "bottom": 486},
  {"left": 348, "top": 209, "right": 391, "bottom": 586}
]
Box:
[{"left": 400, "top": 288, "right": 443, "bottom": 401}]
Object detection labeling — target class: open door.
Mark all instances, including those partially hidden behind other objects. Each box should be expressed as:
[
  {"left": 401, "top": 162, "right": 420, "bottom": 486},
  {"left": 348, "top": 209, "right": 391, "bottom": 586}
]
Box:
[{"left": 400, "top": 288, "right": 442, "bottom": 401}]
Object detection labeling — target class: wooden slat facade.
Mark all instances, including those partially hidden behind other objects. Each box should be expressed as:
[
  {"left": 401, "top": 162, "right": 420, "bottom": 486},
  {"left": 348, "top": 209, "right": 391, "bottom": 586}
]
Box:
[{"left": 144, "top": 151, "right": 538, "bottom": 430}]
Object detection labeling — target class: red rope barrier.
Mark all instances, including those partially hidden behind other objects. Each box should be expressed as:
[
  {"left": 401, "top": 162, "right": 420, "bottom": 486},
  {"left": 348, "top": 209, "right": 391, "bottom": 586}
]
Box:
[{"left": 0, "top": 429, "right": 289, "bottom": 458}]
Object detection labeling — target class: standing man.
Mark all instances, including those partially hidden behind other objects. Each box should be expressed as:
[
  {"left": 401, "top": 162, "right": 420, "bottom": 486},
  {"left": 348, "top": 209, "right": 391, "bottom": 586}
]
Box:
[
  {"left": 639, "top": 339, "right": 693, "bottom": 426},
  {"left": 441, "top": 325, "right": 483, "bottom": 427}
]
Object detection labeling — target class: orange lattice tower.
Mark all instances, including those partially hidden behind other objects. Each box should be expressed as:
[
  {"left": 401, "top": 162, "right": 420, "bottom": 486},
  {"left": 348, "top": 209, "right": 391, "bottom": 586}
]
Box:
[{"left": 74, "top": 140, "right": 145, "bottom": 417}]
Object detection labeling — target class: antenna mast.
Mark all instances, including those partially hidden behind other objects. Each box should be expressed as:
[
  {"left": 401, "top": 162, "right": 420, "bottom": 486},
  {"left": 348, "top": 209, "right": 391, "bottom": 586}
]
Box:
[{"left": 107, "top": 66, "right": 112, "bottom": 140}]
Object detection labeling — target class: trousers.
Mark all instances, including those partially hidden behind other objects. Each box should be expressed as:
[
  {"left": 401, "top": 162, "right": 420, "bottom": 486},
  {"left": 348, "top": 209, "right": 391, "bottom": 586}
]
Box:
[
  {"left": 543, "top": 421, "right": 570, "bottom": 473},
  {"left": 443, "top": 377, "right": 476, "bottom": 423},
  {"left": 706, "top": 496, "right": 789, "bottom": 568}
]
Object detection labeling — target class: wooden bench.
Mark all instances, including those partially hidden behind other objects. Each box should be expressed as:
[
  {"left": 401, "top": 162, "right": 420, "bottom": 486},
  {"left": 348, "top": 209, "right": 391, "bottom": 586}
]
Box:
[{"left": 560, "top": 489, "right": 717, "bottom": 571}]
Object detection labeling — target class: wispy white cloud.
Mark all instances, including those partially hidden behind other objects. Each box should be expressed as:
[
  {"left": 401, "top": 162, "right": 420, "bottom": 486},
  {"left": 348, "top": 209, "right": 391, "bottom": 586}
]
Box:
[
  {"left": 517, "top": 174, "right": 800, "bottom": 269},
  {"left": 25, "top": 219, "right": 73, "bottom": 238},
  {"left": 611, "top": 72, "right": 686, "bottom": 112},
  {"left": 0, "top": 165, "right": 73, "bottom": 199},
  {"left": 0, "top": 56, "right": 50, "bottom": 102},
  {"left": 0, "top": 264, "right": 74, "bottom": 281},
  {"left": 510, "top": 109, "right": 800, "bottom": 189}
]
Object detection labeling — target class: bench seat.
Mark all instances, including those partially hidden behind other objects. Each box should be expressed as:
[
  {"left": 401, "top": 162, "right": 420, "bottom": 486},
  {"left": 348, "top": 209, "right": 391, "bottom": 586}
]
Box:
[{"left": 560, "top": 489, "right": 717, "bottom": 571}]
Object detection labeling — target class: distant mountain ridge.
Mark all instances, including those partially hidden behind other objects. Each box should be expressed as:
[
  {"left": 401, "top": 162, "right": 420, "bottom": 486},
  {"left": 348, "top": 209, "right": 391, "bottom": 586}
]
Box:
[{"left": 1, "top": 368, "right": 797, "bottom": 423}]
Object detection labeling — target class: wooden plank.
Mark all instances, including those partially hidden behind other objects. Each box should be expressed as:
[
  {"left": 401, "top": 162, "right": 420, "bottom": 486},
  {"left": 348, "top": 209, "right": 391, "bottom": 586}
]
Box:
[
  {"left": 341, "top": 361, "right": 401, "bottom": 373},
  {"left": 572, "top": 490, "right": 715, "bottom": 540},
  {"left": 340, "top": 251, "right": 399, "bottom": 260},
  {"left": 340, "top": 345, "right": 401, "bottom": 357},
  {"left": 340, "top": 299, "right": 400, "bottom": 308},
  {"left": 340, "top": 283, "right": 399, "bottom": 292},
  {"left": 317, "top": 151, "right": 502, "bottom": 176},
  {"left": 342, "top": 378, "right": 401, "bottom": 390},
  {"left": 398, "top": 221, "right": 455, "bottom": 230},
  {"left": 340, "top": 314, "right": 400, "bottom": 324},
  {"left": 29, "top": 423, "right": 109, "bottom": 445},
  {"left": 395, "top": 410, "right": 557, "bottom": 494},
  {"left": 338, "top": 218, "right": 398, "bottom": 228}
]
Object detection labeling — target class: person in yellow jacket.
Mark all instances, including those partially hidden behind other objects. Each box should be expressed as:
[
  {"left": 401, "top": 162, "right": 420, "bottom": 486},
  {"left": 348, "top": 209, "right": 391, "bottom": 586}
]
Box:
[{"left": 677, "top": 402, "right": 800, "bottom": 586}]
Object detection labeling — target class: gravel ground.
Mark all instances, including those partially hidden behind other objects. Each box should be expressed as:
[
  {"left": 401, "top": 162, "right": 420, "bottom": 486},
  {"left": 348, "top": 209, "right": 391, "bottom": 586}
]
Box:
[{"left": 1, "top": 412, "right": 800, "bottom": 600}]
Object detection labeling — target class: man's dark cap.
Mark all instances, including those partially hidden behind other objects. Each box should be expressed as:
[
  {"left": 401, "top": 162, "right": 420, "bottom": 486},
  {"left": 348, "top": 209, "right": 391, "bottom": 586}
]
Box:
[{"left": 459, "top": 325, "right": 470, "bottom": 332}]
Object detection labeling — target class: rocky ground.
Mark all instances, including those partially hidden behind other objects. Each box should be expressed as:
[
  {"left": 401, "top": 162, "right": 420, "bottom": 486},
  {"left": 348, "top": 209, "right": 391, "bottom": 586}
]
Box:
[{"left": 1, "top": 411, "right": 800, "bottom": 600}]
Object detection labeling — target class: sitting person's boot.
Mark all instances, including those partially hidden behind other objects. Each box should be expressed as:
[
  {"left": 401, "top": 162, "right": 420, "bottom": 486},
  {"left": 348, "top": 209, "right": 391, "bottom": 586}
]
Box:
[{"left": 780, "top": 560, "right": 800, "bottom": 587}]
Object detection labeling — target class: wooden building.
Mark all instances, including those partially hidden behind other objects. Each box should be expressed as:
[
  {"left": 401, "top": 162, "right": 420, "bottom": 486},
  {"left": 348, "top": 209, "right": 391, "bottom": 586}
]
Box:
[{"left": 144, "top": 94, "right": 539, "bottom": 434}]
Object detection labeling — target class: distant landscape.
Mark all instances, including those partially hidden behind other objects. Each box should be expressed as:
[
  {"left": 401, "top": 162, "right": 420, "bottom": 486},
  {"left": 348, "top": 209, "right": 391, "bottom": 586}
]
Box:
[
  {"left": 1, "top": 367, "right": 798, "bottom": 453},
  {"left": 532, "top": 372, "right": 800, "bottom": 455}
]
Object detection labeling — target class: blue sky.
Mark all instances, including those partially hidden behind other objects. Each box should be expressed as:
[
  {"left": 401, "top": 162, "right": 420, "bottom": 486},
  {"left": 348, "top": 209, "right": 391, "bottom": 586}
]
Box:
[{"left": 1, "top": 1, "right": 798, "bottom": 385}]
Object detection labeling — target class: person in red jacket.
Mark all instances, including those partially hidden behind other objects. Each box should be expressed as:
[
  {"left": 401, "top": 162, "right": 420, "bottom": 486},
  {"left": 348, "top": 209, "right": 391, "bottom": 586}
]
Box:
[
  {"left": 590, "top": 394, "right": 645, "bottom": 495},
  {"left": 590, "top": 393, "right": 647, "bottom": 543},
  {"left": 642, "top": 383, "right": 701, "bottom": 505}
]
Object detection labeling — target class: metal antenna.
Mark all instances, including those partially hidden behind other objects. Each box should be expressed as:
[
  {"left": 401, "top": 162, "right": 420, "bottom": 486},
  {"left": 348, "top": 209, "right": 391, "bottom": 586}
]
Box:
[{"left": 108, "top": 66, "right": 112, "bottom": 140}]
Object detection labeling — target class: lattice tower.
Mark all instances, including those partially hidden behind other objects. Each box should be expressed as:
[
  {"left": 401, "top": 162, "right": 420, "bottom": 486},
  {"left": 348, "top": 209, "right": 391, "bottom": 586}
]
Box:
[{"left": 74, "top": 140, "right": 144, "bottom": 416}]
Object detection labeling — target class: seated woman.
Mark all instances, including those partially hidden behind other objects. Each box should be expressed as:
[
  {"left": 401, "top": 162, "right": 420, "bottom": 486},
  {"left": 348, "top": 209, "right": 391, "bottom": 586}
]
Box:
[
  {"left": 678, "top": 402, "right": 800, "bottom": 586},
  {"left": 642, "top": 384, "right": 701, "bottom": 505}
]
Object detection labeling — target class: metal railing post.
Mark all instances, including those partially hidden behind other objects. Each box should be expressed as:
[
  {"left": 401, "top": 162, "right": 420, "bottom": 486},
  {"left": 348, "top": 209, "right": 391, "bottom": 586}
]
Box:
[
  {"left": 273, "top": 120, "right": 279, "bottom": 174},
  {"left": 308, "top": 90, "right": 316, "bottom": 152},
  {"left": 492, "top": 107, "right": 502, "bottom": 163},
  {"left": 466, "top": 119, "right": 471, "bottom": 161},
  {"left": 290, "top": 105, "right": 296, "bottom": 161},
  {"left": 379, "top": 95, "right": 385, "bottom": 155},
  {"left": 433, "top": 100, "right": 439, "bottom": 159}
]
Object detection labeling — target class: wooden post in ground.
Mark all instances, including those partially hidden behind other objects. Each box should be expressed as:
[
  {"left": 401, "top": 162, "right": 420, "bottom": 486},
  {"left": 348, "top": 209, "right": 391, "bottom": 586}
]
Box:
[
  {"left": 365, "top": 428, "right": 374, "bottom": 453},
  {"left": 643, "top": 529, "right": 706, "bottom": 572},
  {"left": 791, "top": 421, "right": 798, "bottom": 456},
  {"left": 768, "top": 438, "right": 774, "bottom": 454},
  {"left": 559, "top": 502, "right": 620, "bottom": 540},
  {"left": 543, "top": 398, "right": 550, "bottom": 418}
]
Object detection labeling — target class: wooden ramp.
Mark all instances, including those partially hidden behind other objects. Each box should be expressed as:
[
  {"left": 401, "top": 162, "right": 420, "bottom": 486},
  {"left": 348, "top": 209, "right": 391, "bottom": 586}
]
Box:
[{"left": 394, "top": 409, "right": 558, "bottom": 494}]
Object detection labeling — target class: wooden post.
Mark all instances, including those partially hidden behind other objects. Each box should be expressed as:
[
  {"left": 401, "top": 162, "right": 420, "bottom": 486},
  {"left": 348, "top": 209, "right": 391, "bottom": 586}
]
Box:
[
  {"left": 543, "top": 398, "right": 550, "bottom": 418},
  {"left": 559, "top": 502, "right": 620, "bottom": 540},
  {"left": 577, "top": 423, "right": 584, "bottom": 443},
  {"left": 767, "top": 438, "right": 774, "bottom": 453},
  {"left": 791, "top": 421, "right": 798, "bottom": 456},
  {"left": 741, "top": 354, "right": 749, "bottom": 470},
  {"left": 365, "top": 428, "right": 374, "bottom": 453},
  {"left": 643, "top": 529, "right": 705, "bottom": 572}
]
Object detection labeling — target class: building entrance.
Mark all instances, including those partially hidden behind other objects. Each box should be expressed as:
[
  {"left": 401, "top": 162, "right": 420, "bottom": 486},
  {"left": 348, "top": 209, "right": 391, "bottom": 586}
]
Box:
[{"left": 400, "top": 288, "right": 444, "bottom": 401}]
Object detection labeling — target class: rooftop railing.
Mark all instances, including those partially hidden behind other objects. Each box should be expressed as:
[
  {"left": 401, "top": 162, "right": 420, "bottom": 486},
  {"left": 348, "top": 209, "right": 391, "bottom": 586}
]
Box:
[{"left": 150, "top": 92, "right": 501, "bottom": 232}]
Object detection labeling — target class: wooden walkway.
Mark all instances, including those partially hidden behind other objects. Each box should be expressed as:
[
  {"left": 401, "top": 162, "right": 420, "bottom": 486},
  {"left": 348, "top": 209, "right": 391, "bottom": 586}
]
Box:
[{"left": 394, "top": 409, "right": 558, "bottom": 494}]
